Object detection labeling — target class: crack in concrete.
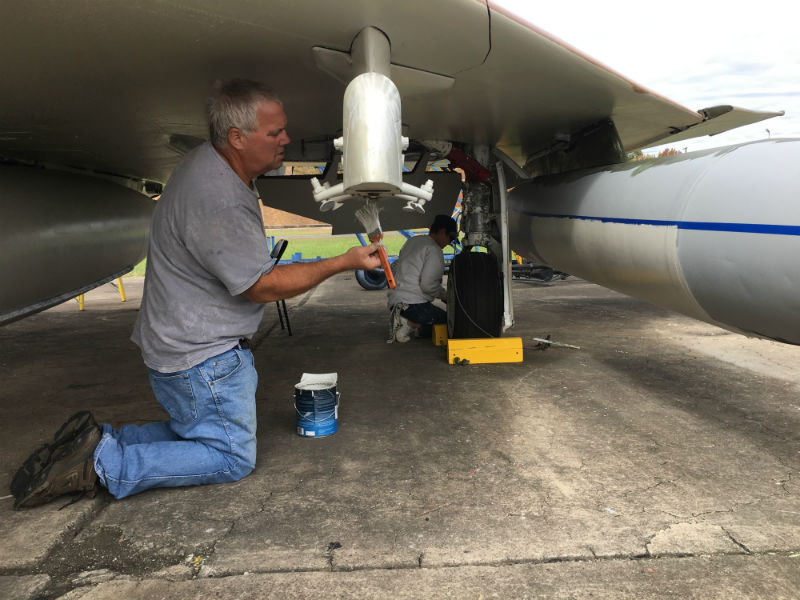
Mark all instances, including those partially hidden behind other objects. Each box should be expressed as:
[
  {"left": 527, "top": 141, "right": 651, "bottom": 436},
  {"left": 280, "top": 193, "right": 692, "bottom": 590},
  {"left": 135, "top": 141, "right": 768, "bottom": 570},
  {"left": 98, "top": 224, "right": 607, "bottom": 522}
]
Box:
[
  {"left": 26, "top": 543, "right": 800, "bottom": 596},
  {"left": 773, "top": 454, "right": 798, "bottom": 473},
  {"left": 651, "top": 472, "right": 796, "bottom": 521},
  {"left": 722, "top": 527, "right": 752, "bottom": 554},
  {"left": 658, "top": 510, "right": 683, "bottom": 519},
  {"left": 622, "top": 478, "right": 670, "bottom": 499},
  {"left": 268, "top": 478, "right": 306, "bottom": 496},
  {"left": 777, "top": 471, "right": 795, "bottom": 494},
  {"left": 192, "top": 499, "right": 270, "bottom": 576},
  {"left": 11, "top": 497, "right": 115, "bottom": 582},
  {"left": 644, "top": 520, "right": 759, "bottom": 561},
  {"left": 326, "top": 541, "right": 342, "bottom": 571},
  {"left": 418, "top": 503, "right": 451, "bottom": 517},
  {"left": 643, "top": 532, "right": 655, "bottom": 557},
  {"left": 691, "top": 507, "right": 736, "bottom": 518},
  {"left": 205, "top": 548, "right": 795, "bottom": 577}
]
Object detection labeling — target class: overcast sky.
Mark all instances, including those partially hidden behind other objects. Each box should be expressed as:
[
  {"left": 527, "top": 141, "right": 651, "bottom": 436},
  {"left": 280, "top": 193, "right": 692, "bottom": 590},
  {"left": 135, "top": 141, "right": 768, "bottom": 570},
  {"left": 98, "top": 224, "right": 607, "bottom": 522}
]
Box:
[{"left": 492, "top": 0, "right": 799, "bottom": 153}]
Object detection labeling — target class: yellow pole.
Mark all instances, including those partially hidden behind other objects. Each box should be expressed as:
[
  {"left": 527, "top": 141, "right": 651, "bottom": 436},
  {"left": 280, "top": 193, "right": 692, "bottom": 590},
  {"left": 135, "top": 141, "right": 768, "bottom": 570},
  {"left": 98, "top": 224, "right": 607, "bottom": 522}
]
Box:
[
  {"left": 116, "top": 277, "right": 126, "bottom": 302},
  {"left": 78, "top": 294, "right": 85, "bottom": 311}
]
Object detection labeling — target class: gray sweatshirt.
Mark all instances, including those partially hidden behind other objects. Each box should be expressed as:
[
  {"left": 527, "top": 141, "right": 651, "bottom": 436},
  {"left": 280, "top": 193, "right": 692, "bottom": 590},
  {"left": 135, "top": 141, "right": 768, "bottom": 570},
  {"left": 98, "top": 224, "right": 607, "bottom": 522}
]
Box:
[{"left": 386, "top": 234, "right": 446, "bottom": 308}]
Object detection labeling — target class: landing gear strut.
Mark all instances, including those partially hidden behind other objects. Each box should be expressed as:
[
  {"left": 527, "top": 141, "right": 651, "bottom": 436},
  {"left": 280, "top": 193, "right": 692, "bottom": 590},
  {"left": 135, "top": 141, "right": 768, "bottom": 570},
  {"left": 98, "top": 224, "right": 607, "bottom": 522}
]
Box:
[{"left": 445, "top": 148, "right": 511, "bottom": 339}]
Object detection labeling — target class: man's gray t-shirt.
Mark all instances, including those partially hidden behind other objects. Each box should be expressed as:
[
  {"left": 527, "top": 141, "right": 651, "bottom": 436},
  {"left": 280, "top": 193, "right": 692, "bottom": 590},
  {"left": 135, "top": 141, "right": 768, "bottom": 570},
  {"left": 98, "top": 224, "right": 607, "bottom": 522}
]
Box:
[{"left": 132, "top": 142, "right": 273, "bottom": 372}]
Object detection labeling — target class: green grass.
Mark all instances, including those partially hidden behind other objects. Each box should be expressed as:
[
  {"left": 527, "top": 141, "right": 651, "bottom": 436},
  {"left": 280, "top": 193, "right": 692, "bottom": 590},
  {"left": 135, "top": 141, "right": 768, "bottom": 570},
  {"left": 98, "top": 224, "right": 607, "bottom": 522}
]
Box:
[
  {"left": 268, "top": 231, "right": 416, "bottom": 260},
  {"left": 126, "top": 229, "right": 427, "bottom": 276},
  {"left": 129, "top": 260, "right": 148, "bottom": 277}
]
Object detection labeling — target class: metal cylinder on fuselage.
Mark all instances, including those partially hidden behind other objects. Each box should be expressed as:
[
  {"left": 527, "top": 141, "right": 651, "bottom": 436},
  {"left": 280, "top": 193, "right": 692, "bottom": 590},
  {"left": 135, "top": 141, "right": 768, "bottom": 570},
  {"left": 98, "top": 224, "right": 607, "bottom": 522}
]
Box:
[
  {"left": 342, "top": 72, "right": 405, "bottom": 193},
  {"left": 508, "top": 139, "right": 800, "bottom": 344}
]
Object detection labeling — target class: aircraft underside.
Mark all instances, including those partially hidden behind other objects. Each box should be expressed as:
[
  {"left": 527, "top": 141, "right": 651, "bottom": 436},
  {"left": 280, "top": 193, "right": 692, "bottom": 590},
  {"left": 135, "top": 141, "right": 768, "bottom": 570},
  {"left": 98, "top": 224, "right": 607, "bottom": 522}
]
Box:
[{"left": 1, "top": 2, "right": 796, "bottom": 346}]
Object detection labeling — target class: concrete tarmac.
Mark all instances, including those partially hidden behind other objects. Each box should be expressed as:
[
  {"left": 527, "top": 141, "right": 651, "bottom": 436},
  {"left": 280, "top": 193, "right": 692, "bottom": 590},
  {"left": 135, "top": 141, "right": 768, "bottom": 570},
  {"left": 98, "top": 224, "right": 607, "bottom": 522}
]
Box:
[{"left": 0, "top": 273, "right": 798, "bottom": 599}]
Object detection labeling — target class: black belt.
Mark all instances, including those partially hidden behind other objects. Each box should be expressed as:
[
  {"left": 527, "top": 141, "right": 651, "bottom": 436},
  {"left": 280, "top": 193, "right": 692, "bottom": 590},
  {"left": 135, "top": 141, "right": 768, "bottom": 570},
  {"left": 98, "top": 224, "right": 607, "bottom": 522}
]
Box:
[{"left": 236, "top": 338, "right": 251, "bottom": 350}]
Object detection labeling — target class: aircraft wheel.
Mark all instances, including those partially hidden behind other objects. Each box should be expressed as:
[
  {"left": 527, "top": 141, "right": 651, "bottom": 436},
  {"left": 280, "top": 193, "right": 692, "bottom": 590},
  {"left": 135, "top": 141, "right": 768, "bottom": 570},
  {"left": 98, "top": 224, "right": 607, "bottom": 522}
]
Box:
[
  {"left": 355, "top": 268, "right": 388, "bottom": 290},
  {"left": 447, "top": 251, "right": 502, "bottom": 338}
]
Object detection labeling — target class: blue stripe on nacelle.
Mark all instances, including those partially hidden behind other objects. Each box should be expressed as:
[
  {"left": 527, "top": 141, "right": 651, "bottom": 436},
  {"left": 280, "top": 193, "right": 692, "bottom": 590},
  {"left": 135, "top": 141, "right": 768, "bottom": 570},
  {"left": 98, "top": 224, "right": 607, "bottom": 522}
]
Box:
[{"left": 524, "top": 213, "right": 800, "bottom": 236}]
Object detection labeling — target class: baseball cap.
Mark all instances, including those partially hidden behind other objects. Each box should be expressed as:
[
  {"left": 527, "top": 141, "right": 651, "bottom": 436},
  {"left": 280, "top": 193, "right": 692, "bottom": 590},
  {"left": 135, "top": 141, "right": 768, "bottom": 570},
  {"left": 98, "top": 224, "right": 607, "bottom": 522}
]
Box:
[{"left": 430, "top": 215, "right": 459, "bottom": 240}]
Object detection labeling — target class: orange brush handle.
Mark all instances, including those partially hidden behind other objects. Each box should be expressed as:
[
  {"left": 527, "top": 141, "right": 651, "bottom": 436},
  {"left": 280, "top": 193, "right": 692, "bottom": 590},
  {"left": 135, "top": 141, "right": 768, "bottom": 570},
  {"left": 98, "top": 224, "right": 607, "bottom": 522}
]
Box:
[
  {"left": 378, "top": 246, "right": 396, "bottom": 289},
  {"left": 370, "top": 236, "right": 396, "bottom": 289}
]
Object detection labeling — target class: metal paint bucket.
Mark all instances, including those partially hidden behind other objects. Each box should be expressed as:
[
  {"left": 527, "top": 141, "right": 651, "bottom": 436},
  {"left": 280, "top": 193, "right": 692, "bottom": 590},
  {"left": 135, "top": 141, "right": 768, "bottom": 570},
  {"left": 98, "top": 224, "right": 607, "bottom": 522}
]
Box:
[{"left": 294, "top": 373, "right": 339, "bottom": 438}]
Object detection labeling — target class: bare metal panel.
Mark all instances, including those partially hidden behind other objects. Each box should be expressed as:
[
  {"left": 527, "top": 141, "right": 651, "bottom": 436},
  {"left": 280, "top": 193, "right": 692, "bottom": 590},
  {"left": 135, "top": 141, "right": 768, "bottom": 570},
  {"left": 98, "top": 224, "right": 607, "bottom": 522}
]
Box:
[
  {"left": 679, "top": 231, "right": 800, "bottom": 343},
  {"left": 676, "top": 140, "right": 800, "bottom": 343},
  {"left": 519, "top": 217, "right": 711, "bottom": 323},
  {"left": 0, "top": 166, "right": 153, "bottom": 324}
]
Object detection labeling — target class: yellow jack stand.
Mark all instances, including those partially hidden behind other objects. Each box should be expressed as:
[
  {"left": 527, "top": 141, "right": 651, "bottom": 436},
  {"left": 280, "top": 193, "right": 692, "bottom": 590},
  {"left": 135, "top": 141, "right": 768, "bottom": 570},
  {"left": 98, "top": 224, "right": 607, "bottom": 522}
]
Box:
[
  {"left": 113, "top": 277, "right": 127, "bottom": 302},
  {"left": 76, "top": 278, "right": 126, "bottom": 311},
  {"left": 447, "top": 337, "right": 523, "bottom": 365}
]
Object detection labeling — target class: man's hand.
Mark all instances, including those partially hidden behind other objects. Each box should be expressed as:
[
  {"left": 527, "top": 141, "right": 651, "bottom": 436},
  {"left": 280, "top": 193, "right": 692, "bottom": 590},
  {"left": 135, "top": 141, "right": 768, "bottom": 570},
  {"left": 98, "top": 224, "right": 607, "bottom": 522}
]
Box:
[
  {"left": 344, "top": 242, "right": 382, "bottom": 271},
  {"left": 242, "top": 242, "right": 383, "bottom": 304}
]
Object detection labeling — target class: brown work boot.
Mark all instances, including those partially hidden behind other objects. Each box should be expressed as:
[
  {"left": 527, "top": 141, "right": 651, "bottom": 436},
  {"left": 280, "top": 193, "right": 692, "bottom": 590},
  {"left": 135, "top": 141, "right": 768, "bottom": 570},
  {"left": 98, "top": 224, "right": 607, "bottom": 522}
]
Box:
[
  {"left": 13, "top": 425, "right": 101, "bottom": 509},
  {"left": 52, "top": 411, "right": 98, "bottom": 448},
  {"left": 11, "top": 411, "right": 99, "bottom": 505}
]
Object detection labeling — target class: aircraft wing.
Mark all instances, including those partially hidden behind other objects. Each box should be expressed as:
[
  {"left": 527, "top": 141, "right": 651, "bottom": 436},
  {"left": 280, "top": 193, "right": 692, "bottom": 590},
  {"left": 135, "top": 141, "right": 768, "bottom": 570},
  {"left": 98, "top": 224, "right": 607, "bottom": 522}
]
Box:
[
  {"left": 0, "top": 0, "right": 780, "bottom": 184},
  {"left": 633, "top": 105, "right": 785, "bottom": 148}
]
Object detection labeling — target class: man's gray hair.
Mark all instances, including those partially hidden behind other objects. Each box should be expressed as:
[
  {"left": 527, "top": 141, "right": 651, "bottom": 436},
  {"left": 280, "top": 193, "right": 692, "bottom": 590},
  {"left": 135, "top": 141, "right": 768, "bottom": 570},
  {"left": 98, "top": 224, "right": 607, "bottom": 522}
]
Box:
[{"left": 208, "top": 79, "right": 280, "bottom": 148}]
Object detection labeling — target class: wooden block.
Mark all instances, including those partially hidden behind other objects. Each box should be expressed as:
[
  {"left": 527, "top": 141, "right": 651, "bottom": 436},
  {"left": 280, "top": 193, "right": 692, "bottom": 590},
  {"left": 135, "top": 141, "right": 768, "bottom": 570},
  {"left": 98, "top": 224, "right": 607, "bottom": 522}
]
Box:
[
  {"left": 432, "top": 323, "right": 448, "bottom": 346},
  {"left": 447, "top": 337, "right": 523, "bottom": 365}
]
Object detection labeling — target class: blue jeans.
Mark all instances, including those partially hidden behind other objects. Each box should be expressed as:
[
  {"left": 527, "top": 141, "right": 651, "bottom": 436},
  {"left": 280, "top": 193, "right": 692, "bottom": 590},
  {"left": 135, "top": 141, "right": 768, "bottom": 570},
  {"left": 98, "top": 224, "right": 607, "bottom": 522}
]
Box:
[
  {"left": 401, "top": 302, "right": 447, "bottom": 338},
  {"left": 94, "top": 347, "right": 258, "bottom": 499}
]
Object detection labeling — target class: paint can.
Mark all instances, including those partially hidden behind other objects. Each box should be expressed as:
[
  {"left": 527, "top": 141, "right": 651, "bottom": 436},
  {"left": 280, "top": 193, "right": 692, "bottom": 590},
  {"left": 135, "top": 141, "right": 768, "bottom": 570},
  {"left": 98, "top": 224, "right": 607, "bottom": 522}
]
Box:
[{"left": 294, "top": 373, "right": 339, "bottom": 438}]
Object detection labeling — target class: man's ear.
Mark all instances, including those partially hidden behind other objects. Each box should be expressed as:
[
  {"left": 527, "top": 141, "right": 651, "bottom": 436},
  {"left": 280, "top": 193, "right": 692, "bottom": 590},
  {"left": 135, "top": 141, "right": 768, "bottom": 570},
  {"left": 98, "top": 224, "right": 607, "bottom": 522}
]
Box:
[{"left": 227, "top": 128, "right": 246, "bottom": 151}]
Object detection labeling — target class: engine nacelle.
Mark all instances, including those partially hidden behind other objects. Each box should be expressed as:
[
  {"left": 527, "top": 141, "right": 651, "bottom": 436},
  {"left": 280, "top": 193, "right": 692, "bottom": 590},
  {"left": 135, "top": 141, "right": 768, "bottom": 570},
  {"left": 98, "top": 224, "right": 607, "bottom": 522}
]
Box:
[{"left": 508, "top": 139, "right": 800, "bottom": 345}]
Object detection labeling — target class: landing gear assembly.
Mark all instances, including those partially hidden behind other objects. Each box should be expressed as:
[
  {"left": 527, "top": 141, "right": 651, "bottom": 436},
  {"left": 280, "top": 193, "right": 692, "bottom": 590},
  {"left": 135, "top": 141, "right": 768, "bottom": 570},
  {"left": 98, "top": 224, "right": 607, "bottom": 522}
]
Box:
[{"left": 443, "top": 146, "right": 516, "bottom": 340}]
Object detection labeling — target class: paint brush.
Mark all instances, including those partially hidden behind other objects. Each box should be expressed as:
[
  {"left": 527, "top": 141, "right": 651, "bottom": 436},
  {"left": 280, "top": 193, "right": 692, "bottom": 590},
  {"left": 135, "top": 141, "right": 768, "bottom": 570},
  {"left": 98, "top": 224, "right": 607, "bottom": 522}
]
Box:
[{"left": 354, "top": 201, "right": 396, "bottom": 289}]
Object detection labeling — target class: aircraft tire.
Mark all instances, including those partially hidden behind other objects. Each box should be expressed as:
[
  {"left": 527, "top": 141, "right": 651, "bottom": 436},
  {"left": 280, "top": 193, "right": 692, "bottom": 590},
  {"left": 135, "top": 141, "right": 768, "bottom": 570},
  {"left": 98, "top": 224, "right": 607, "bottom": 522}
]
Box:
[
  {"left": 447, "top": 251, "right": 502, "bottom": 338},
  {"left": 355, "top": 268, "right": 388, "bottom": 291}
]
